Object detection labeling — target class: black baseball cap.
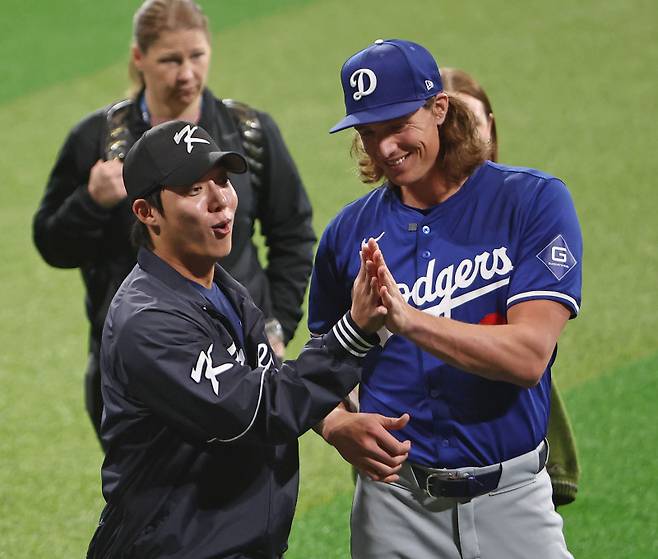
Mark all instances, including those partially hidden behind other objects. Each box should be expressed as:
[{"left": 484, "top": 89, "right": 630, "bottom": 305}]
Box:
[{"left": 123, "top": 120, "right": 248, "bottom": 202}]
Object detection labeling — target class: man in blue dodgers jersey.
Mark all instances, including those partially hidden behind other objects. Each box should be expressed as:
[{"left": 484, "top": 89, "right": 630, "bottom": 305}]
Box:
[
  {"left": 310, "top": 39, "right": 581, "bottom": 558},
  {"left": 86, "top": 121, "right": 385, "bottom": 558}
]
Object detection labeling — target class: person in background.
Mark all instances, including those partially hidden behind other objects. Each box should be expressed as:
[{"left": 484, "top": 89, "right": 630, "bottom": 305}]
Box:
[
  {"left": 440, "top": 67, "right": 498, "bottom": 161},
  {"left": 33, "top": 0, "right": 315, "bottom": 446},
  {"left": 440, "top": 66, "right": 580, "bottom": 506},
  {"left": 311, "top": 39, "right": 581, "bottom": 558}
]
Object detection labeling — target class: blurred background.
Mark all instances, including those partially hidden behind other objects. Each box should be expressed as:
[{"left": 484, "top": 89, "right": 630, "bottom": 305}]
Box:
[{"left": 0, "top": 0, "right": 656, "bottom": 557}]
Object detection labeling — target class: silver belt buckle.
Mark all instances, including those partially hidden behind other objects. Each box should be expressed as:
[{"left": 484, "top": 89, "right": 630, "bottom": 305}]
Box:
[{"left": 424, "top": 469, "right": 471, "bottom": 495}]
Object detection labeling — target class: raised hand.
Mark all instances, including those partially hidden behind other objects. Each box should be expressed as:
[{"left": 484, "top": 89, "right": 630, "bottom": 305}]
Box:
[
  {"left": 350, "top": 243, "right": 387, "bottom": 334},
  {"left": 88, "top": 159, "right": 127, "bottom": 208},
  {"left": 361, "top": 237, "right": 380, "bottom": 283},
  {"left": 321, "top": 406, "right": 411, "bottom": 482},
  {"left": 370, "top": 241, "right": 411, "bottom": 335}
]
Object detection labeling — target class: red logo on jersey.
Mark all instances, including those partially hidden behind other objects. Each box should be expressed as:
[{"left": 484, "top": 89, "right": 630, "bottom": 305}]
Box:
[{"left": 479, "top": 312, "right": 507, "bottom": 325}]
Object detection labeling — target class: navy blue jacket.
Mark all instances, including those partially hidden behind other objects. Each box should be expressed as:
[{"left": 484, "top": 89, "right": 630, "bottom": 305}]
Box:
[{"left": 87, "top": 248, "right": 375, "bottom": 558}]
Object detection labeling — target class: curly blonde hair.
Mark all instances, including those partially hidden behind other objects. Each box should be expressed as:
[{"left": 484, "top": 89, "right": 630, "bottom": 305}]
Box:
[{"left": 350, "top": 95, "right": 488, "bottom": 187}]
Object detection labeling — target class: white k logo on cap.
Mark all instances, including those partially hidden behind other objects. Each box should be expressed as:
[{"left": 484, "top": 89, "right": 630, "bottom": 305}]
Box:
[
  {"left": 173, "top": 124, "right": 210, "bottom": 154},
  {"left": 350, "top": 68, "right": 378, "bottom": 101}
]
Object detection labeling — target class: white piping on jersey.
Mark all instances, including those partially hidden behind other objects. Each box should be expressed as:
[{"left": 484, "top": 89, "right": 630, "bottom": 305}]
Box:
[
  {"left": 508, "top": 291, "right": 579, "bottom": 314},
  {"left": 206, "top": 342, "right": 273, "bottom": 444},
  {"left": 207, "top": 369, "right": 266, "bottom": 444}
]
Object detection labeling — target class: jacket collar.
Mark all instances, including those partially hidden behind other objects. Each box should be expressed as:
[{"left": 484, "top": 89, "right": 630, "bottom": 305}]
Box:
[
  {"left": 198, "top": 88, "right": 217, "bottom": 129},
  {"left": 131, "top": 88, "right": 216, "bottom": 126},
  {"left": 127, "top": 88, "right": 216, "bottom": 133},
  {"left": 137, "top": 247, "right": 247, "bottom": 313}
]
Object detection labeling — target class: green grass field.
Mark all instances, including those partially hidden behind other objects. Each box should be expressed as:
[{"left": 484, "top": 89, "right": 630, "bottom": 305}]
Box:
[{"left": 1, "top": 0, "right": 657, "bottom": 557}]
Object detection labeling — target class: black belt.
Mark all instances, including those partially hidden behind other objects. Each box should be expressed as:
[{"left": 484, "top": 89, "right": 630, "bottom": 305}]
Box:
[{"left": 411, "top": 442, "right": 548, "bottom": 499}]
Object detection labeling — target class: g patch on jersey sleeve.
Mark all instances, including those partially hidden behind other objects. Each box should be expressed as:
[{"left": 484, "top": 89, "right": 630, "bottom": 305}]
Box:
[{"left": 536, "top": 234, "right": 577, "bottom": 280}]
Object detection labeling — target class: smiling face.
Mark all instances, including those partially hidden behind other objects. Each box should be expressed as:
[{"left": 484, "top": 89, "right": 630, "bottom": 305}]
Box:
[
  {"left": 356, "top": 94, "right": 448, "bottom": 192},
  {"left": 140, "top": 165, "right": 237, "bottom": 284},
  {"left": 132, "top": 28, "right": 210, "bottom": 117}
]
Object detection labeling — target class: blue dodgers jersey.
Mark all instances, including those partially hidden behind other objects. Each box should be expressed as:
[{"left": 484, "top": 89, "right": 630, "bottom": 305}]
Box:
[{"left": 308, "top": 162, "right": 583, "bottom": 468}]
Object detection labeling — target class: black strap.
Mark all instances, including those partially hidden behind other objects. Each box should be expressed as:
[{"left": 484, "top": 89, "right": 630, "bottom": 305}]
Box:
[
  {"left": 412, "top": 466, "right": 502, "bottom": 499},
  {"left": 223, "top": 99, "right": 265, "bottom": 191},
  {"left": 101, "top": 99, "right": 137, "bottom": 161},
  {"left": 412, "top": 442, "right": 548, "bottom": 499}
]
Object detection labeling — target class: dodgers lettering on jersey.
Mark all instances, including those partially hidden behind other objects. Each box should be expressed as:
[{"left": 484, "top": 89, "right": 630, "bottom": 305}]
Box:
[
  {"left": 309, "top": 162, "right": 583, "bottom": 468},
  {"left": 397, "top": 246, "right": 514, "bottom": 315}
]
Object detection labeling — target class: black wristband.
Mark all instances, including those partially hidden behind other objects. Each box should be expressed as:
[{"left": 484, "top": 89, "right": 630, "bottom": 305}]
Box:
[{"left": 330, "top": 312, "right": 380, "bottom": 358}]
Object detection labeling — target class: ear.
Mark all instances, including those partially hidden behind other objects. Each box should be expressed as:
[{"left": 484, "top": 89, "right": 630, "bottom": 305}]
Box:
[
  {"left": 485, "top": 113, "right": 495, "bottom": 140},
  {"left": 432, "top": 93, "right": 450, "bottom": 125},
  {"left": 132, "top": 198, "right": 160, "bottom": 225},
  {"left": 131, "top": 44, "right": 144, "bottom": 72}
]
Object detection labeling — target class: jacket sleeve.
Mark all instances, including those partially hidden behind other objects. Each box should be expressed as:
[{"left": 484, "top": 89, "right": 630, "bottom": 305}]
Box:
[
  {"left": 257, "top": 111, "right": 317, "bottom": 342},
  {"left": 117, "top": 309, "right": 376, "bottom": 446},
  {"left": 33, "top": 113, "right": 113, "bottom": 268}
]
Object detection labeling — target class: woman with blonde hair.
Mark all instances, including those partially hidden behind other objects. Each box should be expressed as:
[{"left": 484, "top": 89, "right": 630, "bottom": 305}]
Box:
[{"left": 34, "top": 0, "right": 316, "bottom": 447}]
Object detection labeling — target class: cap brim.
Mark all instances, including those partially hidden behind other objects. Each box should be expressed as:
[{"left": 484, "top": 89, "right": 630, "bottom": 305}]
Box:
[
  {"left": 329, "top": 99, "right": 427, "bottom": 133},
  {"left": 164, "top": 150, "right": 248, "bottom": 188}
]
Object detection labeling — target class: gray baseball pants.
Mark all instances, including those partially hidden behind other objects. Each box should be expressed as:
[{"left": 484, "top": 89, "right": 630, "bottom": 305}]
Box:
[{"left": 351, "top": 441, "right": 572, "bottom": 559}]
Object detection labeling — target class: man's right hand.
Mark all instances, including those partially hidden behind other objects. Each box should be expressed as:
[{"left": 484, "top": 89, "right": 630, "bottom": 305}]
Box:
[
  {"left": 88, "top": 159, "right": 127, "bottom": 208},
  {"left": 320, "top": 406, "right": 411, "bottom": 482},
  {"left": 350, "top": 238, "right": 388, "bottom": 334}
]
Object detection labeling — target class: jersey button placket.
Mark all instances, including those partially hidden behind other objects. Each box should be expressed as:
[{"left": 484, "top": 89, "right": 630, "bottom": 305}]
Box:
[{"left": 419, "top": 222, "right": 432, "bottom": 260}]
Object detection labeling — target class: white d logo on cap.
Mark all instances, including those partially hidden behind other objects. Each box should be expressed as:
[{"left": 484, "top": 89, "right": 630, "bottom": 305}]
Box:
[
  {"left": 350, "top": 69, "right": 377, "bottom": 101},
  {"left": 173, "top": 124, "right": 210, "bottom": 154}
]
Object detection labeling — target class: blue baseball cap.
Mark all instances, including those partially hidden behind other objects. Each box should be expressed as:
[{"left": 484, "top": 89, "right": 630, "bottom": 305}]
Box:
[{"left": 330, "top": 39, "right": 443, "bottom": 134}]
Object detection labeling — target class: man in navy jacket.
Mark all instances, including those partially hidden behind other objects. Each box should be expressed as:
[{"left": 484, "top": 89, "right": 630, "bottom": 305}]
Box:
[{"left": 87, "top": 121, "right": 385, "bottom": 558}]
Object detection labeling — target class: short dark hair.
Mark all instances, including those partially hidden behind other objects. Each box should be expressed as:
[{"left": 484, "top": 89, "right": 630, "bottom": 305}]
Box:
[{"left": 130, "top": 188, "right": 164, "bottom": 249}]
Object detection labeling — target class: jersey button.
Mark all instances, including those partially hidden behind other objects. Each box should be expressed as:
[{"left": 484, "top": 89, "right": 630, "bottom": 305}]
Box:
[
  {"left": 422, "top": 225, "right": 431, "bottom": 234},
  {"left": 422, "top": 250, "right": 431, "bottom": 258}
]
